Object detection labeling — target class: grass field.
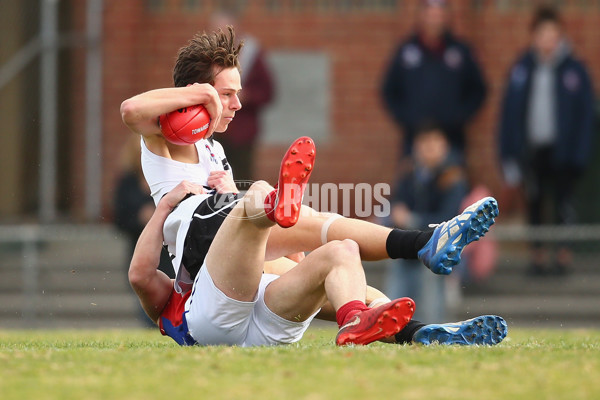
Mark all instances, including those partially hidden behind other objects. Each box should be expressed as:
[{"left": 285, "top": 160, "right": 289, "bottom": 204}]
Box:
[{"left": 1, "top": 327, "right": 599, "bottom": 400}]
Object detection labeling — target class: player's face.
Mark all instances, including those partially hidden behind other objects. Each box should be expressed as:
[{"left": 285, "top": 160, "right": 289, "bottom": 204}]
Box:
[{"left": 212, "top": 67, "right": 242, "bottom": 133}]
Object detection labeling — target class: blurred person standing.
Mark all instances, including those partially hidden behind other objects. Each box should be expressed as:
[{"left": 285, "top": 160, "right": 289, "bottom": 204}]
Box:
[
  {"left": 208, "top": 11, "right": 274, "bottom": 181},
  {"left": 498, "top": 6, "right": 595, "bottom": 276},
  {"left": 113, "top": 135, "right": 156, "bottom": 258},
  {"left": 113, "top": 136, "right": 174, "bottom": 326},
  {"left": 385, "top": 122, "right": 468, "bottom": 322},
  {"left": 381, "top": 0, "right": 486, "bottom": 159}
]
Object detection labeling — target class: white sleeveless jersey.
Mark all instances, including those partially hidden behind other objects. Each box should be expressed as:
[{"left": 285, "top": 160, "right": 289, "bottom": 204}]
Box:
[
  {"left": 140, "top": 137, "right": 233, "bottom": 292},
  {"left": 140, "top": 137, "right": 232, "bottom": 205}
]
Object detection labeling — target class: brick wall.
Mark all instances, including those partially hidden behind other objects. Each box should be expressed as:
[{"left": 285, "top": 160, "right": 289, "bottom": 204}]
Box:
[{"left": 95, "top": 0, "right": 600, "bottom": 219}]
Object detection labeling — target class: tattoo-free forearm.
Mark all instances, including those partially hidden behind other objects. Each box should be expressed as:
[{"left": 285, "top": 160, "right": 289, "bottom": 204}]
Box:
[{"left": 129, "top": 202, "right": 172, "bottom": 280}]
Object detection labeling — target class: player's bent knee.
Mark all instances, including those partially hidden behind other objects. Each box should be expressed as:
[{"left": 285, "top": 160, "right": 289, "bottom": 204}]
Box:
[
  {"left": 243, "top": 180, "right": 272, "bottom": 203},
  {"left": 340, "top": 238, "right": 359, "bottom": 254},
  {"left": 248, "top": 180, "right": 273, "bottom": 192},
  {"left": 323, "top": 239, "right": 360, "bottom": 261}
]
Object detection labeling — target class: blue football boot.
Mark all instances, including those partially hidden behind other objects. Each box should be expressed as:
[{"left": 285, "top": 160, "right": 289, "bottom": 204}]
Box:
[
  {"left": 418, "top": 197, "right": 498, "bottom": 275},
  {"left": 413, "top": 315, "right": 508, "bottom": 346}
]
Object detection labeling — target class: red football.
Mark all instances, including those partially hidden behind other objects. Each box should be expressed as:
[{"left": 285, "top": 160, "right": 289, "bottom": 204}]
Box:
[{"left": 159, "top": 105, "right": 210, "bottom": 145}]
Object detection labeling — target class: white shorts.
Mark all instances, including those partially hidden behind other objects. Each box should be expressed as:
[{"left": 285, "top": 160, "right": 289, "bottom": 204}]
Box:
[{"left": 185, "top": 265, "right": 317, "bottom": 347}]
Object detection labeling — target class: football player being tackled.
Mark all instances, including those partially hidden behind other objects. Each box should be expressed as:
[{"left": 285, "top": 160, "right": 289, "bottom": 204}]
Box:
[{"left": 121, "top": 27, "right": 507, "bottom": 346}]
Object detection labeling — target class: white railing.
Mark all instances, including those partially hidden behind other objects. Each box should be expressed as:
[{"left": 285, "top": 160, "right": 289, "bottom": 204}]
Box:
[{"left": 492, "top": 224, "right": 600, "bottom": 242}]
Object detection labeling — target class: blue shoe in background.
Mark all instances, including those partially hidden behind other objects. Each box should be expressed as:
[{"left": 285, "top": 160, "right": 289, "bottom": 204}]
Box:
[
  {"left": 418, "top": 197, "right": 498, "bottom": 275},
  {"left": 413, "top": 315, "right": 508, "bottom": 346}
]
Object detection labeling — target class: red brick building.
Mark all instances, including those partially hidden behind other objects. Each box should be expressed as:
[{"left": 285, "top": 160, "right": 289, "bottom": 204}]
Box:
[{"left": 2, "top": 0, "right": 599, "bottom": 221}]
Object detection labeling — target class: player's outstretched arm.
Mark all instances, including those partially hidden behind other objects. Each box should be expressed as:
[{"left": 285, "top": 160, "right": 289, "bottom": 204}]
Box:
[
  {"left": 128, "top": 180, "right": 204, "bottom": 323},
  {"left": 120, "top": 83, "right": 222, "bottom": 138}
]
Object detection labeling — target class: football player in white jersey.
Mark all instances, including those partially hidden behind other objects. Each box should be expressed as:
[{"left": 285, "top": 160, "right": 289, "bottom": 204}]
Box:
[
  {"left": 131, "top": 138, "right": 417, "bottom": 346},
  {"left": 121, "top": 27, "right": 507, "bottom": 346}
]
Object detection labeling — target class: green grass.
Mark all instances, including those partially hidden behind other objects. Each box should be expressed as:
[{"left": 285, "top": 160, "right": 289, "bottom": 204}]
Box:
[{"left": 1, "top": 328, "right": 599, "bottom": 400}]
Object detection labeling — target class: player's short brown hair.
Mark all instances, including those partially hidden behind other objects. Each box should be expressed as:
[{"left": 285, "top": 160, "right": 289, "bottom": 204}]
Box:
[{"left": 173, "top": 26, "right": 243, "bottom": 87}]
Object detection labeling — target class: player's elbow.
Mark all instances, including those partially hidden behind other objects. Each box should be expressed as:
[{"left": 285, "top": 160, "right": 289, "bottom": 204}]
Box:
[
  {"left": 128, "top": 259, "right": 151, "bottom": 290},
  {"left": 120, "top": 98, "right": 142, "bottom": 127}
]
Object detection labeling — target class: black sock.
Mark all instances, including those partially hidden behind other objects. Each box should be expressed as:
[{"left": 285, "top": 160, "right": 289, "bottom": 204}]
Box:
[
  {"left": 385, "top": 229, "right": 433, "bottom": 260},
  {"left": 394, "top": 320, "right": 427, "bottom": 344}
]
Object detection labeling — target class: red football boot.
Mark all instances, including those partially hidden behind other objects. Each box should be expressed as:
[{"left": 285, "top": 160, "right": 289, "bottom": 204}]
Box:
[
  {"left": 336, "top": 298, "right": 415, "bottom": 346},
  {"left": 265, "top": 136, "right": 316, "bottom": 228}
]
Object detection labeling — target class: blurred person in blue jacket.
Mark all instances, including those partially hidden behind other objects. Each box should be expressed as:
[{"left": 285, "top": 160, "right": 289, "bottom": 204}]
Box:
[
  {"left": 385, "top": 122, "right": 468, "bottom": 321},
  {"left": 498, "top": 5, "right": 596, "bottom": 276},
  {"left": 381, "top": 0, "right": 486, "bottom": 158}
]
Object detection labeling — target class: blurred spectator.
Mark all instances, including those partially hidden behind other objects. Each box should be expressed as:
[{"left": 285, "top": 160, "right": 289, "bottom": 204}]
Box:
[
  {"left": 114, "top": 136, "right": 174, "bottom": 324},
  {"left": 114, "top": 136, "right": 154, "bottom": 256},
  {"left": 498, "top": 5, "right": 596, "bottom": 276},
  {"left": 384, "top": 122, "right": 468, "bottom": 321},
  {"left": 209, "top": 11, "right": 274, "bottom": 181},
  {"left": 381, "top": 0, "right": 486, "bottom": 159}
]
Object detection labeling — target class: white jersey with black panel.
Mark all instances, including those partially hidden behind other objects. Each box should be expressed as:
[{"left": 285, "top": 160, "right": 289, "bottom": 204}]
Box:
[
  {"left": 140, "top": 136, "right": 232, "bottom": 205},
  {"left": 139, "top": 136, "right": 233, "bottom": 292}
]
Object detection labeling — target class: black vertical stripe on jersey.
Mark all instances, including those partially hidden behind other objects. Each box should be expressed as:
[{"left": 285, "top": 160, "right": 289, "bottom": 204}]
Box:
[{"left": 181, "top": 193, "right": 238, "bottom": 280}]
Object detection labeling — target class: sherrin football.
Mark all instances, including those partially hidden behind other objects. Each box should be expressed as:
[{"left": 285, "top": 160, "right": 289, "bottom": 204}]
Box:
[{"left": 159, "top": 105, "right": 210, "bottom": 145}]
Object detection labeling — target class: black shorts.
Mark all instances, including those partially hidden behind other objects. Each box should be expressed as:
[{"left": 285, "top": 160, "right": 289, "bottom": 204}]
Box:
[{"left": 181, "top": 192, "right": 239, "bottom": 280}]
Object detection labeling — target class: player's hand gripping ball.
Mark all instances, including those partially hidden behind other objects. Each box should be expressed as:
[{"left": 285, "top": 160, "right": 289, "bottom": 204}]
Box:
[{"left": 159, "top": 105, "right": 211, "bottom": 145}]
